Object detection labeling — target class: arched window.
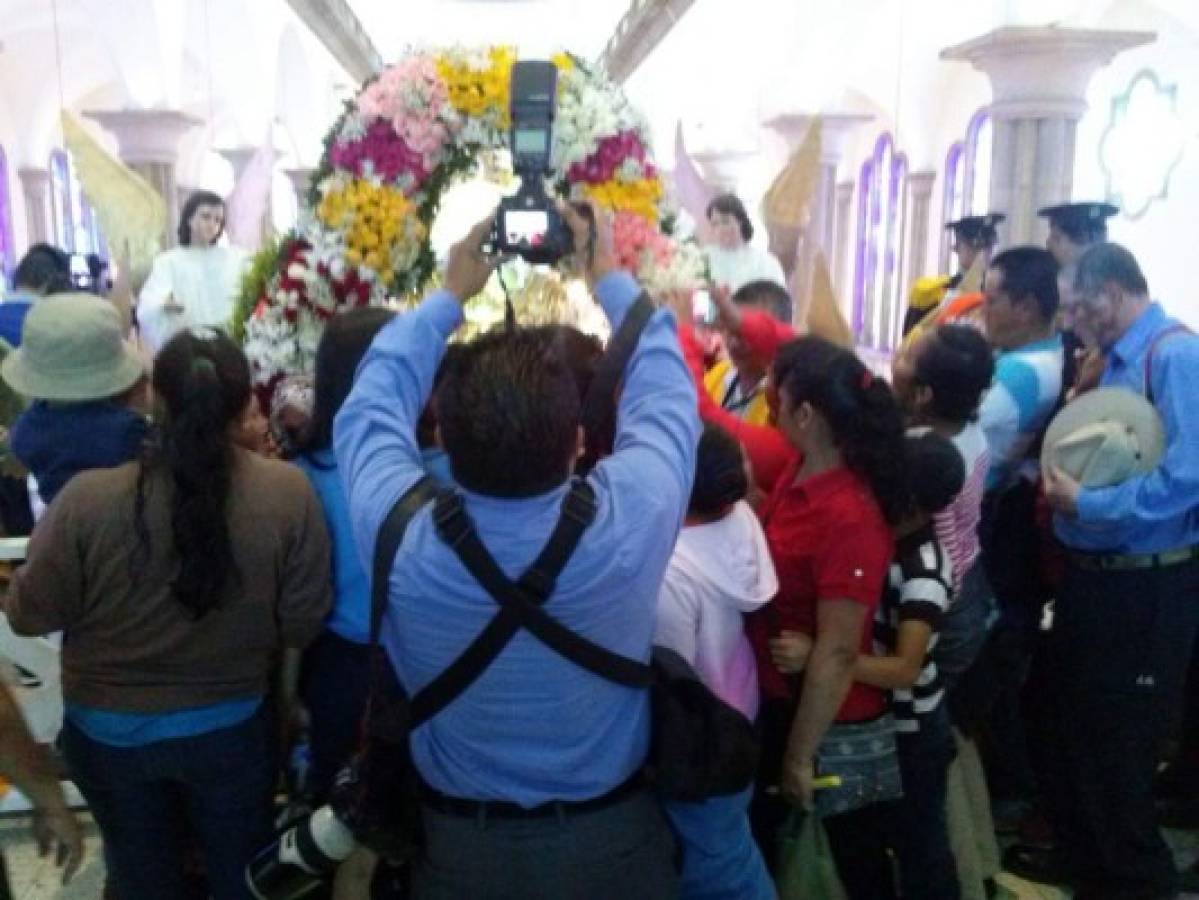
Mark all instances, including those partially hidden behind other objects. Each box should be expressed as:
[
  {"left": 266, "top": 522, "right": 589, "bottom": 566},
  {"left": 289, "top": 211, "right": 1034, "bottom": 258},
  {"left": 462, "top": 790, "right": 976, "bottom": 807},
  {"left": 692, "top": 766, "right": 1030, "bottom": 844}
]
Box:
[
  {"left": 939, "top": 141, "right": 965, "bottom": 271},
  {"left": 963, "top": 109, "right": 992, "bottom": 217},
  {"left": 939, "top": 108, "right": 993, "bottom": 272},
  {"left": 0, "top": 145, "right": 14, "bottom": 287},
  {"left": 853, "top": 133, "right": 908, "bottom": 351},
  {"left": 49, "top": 149, "right": 74, "bottom": 252}
]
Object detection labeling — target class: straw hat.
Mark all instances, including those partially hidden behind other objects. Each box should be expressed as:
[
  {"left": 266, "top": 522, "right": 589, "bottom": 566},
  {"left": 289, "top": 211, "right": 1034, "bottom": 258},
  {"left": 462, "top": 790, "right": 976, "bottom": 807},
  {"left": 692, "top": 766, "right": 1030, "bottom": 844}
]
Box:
[
  {"left": 1, "top": 293, "right": 145, "bottom": 401},
  {"left": 1041, "top": 387, "right": 1165, "bottom": 488}
]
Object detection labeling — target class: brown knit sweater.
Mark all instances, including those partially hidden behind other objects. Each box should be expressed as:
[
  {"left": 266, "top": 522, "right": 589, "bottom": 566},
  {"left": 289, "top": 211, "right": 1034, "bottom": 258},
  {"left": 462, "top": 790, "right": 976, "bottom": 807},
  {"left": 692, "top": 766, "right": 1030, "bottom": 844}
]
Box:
[{"left": 3, "top": 449, "right": 332, "bottom": 712}]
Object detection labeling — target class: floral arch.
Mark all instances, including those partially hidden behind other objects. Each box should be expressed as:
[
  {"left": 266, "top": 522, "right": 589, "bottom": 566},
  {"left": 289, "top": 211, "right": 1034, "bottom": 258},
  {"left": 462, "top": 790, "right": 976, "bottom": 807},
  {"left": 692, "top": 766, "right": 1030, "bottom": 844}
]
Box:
[{"left": 237, "top": 46, "right": 703, "bottom": 392}]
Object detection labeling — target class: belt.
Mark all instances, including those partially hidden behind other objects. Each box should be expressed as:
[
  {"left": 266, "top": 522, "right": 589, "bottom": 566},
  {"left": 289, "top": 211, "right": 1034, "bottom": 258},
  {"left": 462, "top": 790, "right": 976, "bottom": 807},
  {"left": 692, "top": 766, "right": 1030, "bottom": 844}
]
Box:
[
  {"left": 1068, "top": 545, "right": 1199, "bottom": 572},
  {"left": 420, "top": 771, "right": 644, "bottom": 821}
]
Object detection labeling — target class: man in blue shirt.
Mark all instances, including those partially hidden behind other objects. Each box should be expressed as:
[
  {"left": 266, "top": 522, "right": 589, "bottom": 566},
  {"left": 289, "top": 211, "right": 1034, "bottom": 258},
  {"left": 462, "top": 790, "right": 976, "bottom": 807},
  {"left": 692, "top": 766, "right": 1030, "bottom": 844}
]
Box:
[
  {"left": 334, "top": 207, "right": 699, "bottom": 898},
  {"left": 1026, "top": 243, "right": 1199, "bottom": 898}
]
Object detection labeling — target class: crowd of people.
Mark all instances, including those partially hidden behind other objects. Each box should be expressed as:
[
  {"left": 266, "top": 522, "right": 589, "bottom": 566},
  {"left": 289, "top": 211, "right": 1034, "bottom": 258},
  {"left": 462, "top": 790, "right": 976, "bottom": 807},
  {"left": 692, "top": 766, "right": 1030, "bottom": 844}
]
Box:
[{"left": 0, "top": 183, "right": 1193, "bottom": 900}]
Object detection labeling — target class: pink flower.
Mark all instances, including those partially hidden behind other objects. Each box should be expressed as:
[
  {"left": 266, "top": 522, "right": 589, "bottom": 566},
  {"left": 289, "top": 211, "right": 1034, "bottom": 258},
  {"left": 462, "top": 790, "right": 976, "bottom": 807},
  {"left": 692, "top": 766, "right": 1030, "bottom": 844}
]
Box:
[{"left": 567, "top": 130, "right": 652, "bottom": 185}]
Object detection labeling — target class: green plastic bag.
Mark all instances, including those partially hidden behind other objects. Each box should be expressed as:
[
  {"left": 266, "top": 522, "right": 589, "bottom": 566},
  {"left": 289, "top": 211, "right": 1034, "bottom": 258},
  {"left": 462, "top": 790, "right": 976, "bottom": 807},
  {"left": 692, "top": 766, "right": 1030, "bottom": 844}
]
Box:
[{"left": 775, "top": 810, "right": 848, "bottom": 900}]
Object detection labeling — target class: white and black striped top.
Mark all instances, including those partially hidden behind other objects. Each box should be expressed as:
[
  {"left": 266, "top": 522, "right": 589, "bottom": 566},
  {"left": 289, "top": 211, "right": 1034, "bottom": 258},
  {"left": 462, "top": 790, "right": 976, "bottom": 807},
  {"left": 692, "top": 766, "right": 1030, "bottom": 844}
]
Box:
[{"left": 873, "top": 524, "right": 953, "bottom": 734}]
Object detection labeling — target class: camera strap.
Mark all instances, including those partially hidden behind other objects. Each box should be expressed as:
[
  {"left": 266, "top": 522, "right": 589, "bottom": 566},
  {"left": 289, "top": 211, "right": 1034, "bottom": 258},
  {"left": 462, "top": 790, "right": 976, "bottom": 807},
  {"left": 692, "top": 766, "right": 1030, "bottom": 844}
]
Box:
[
  {"left": 580, "top": 291, "right": 655, "bottom": 461},
  {"left": 369, "top": 477, "right": 440, "bottom": 647},
  {"left": 427, "top": 479, "right": 654, "bottom": 715}
]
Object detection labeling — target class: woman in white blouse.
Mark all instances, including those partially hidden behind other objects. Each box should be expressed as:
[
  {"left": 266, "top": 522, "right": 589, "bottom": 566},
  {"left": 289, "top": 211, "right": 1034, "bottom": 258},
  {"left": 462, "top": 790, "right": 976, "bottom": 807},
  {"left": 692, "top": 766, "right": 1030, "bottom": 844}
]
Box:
[
  {"left": 704, "top": 194, "right": 786, "bottom": 296},
  {"left": 137, "top": 191, "right": 246, "bottom": 354}
]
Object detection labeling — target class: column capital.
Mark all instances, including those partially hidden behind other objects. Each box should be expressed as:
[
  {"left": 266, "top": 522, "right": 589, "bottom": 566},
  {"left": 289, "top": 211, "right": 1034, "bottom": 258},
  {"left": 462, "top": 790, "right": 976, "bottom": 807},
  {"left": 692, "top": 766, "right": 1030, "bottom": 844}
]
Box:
[
  {"left": 17, "top": 166, "right": 50, "bottom": 187},
  {"left": 690, "top": 149, "right": 759, "bottom": 192},
  {"left": 84, "top": 108, "right": 203, "bottom": 165},
  {"left": 282, "top": 167, "right": 316, "bottom": 203},
  {"left": 764, "top": 112, "right": 874, "bottom": 164},
  {"left": 941, "top": 27, "right": 1154, "bottom": 112},
  {"left": 217, "top": 147, "right": 261, "bottom": 183}
]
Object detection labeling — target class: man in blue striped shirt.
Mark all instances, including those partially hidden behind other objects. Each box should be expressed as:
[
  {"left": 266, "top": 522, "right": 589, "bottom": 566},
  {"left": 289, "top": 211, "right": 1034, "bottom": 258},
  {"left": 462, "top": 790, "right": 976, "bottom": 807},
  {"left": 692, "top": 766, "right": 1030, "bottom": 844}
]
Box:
[
  {"left": 335, "top": 209, "right": 699, "bottom": 898},
  {"left": 1028, "top": 243, "right": 1199, "bottom": 898}
]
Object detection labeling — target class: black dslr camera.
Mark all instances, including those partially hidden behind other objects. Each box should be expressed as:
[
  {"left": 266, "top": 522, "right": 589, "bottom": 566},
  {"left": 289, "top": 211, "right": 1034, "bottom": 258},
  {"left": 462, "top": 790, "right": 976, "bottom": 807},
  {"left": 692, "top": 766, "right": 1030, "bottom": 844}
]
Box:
[{"left": 485, "top": 60, "right": 574, "bottom": 265}]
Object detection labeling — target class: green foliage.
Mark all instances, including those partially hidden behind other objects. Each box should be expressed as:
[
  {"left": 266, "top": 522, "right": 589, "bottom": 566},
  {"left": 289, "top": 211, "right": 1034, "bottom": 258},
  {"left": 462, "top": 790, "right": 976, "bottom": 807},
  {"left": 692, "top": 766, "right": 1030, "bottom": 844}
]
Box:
[{"left": 231, "top": 234, "right": 287, "bottom": 343}]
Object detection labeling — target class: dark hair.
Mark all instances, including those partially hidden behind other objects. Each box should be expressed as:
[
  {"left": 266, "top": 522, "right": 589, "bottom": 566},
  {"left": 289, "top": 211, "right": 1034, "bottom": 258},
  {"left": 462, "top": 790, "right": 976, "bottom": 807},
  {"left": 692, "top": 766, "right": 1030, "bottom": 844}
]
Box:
[
  {"left": 437, "top": 327, "right": 581, "bottom": 497},
  {"left": 773, "top": 336, "right": 909, "bottom": 524},
  {"left": 526, "top": 324, "right": 607, "bottom": 470},
  {"left": 733, "top": 279, "right": 792, "bottom": 321},
  {"left": 690, "top": 424, "right": 748, "bottom": 518},
  {"left": 418, "top": 342, "right": 467, "bottom": 450},
  {"left": 136, "top": 329, "right": 251, "bottom": 619},
  {"left": 1074, "top": 242, "right": 1148, "bottom": 299},
  {"left": 904, "top": 431, "right": 966, "bottom": 516},
  {"left": 706, "top": 193, "right": 754, "bottom": 242},
  {"left": 914, "top": 325, "right": 995, "bottom": 422},
  {"left": 989, "top": 246, "right": 1060, "bottom": 322},
  {"left": 178, "top": 190, "right": 226, "bottom": 246},
  {"left": 302, "top": 307, "right": 395, "bottom": 455},
  {"left": 13, "top": 243, "right": 72, "bottom": 293}
]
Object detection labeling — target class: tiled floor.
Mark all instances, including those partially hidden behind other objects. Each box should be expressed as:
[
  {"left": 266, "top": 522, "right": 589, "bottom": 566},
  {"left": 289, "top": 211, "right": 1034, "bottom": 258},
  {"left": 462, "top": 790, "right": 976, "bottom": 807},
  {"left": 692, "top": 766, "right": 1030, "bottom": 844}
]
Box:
[{"left": 1, "top": 814, "right": 1197, "bottom": 898}]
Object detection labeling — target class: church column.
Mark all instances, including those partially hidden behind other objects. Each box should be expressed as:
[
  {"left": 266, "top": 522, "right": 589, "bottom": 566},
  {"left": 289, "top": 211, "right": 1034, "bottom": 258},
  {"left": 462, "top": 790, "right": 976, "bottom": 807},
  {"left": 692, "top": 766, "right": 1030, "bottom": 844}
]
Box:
[
  {"left": 764, "top": 112, "right": 872, "bottom": 326},
  {"left": 219, "top": 146, "right": 275, "bottom": 244},
  {"left": 904, "top": 170, "right": 937, "bottom": 286},
  {"left": 941, "top": 27, "right": 1153, "bottom": 246},
  {"left": 18, "top": 168, "right": 52, "bottom": 246},
  {"left": 283, "top": 167, "right": 316, "bottom": 209},
  {"left": 85, "top": 109, "right": 202, "bottom": 247}
]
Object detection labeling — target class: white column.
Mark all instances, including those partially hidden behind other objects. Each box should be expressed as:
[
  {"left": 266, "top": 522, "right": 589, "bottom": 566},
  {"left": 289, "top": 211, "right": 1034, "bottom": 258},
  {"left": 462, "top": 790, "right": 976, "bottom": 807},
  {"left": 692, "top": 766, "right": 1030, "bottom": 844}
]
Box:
[
  {"left": 833, "top": 180, "right": 855, "bottom": 302},
  {"left": 905, "top": 170, "right": 937, "bottom": 285},
  {"left": 283, "top": 167, "right": 316, "bottom": 209},
  {"left": 18, "top": 168, "right": 52, "bottom": 246},
  {"left": 85, "top": 108, "right": 202, "bottom": 247},
  {"left": 941, "top": 27, "right": 1153, "bottom": 246},
  {"left": 764, "top": 113, "right": 873, "bottom": 326}
]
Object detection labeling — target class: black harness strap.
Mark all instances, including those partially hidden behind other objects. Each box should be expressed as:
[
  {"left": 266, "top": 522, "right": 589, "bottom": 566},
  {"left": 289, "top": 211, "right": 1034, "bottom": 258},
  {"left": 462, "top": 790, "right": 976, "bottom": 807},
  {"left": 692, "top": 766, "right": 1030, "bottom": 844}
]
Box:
[
  {"left": 428, "top": 482, "right": 653, "bottom": 708},
  {"left": 408, "top": 480, "right": 645, "bottom": 726},
  {"left": 370, "top": 478, "right": 438, "bottom": 645}
]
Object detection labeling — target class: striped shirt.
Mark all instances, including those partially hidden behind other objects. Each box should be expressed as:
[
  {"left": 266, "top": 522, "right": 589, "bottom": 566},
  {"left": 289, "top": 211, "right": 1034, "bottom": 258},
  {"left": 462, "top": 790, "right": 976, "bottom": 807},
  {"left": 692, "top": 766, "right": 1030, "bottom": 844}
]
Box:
[
  {"left": 933, "top": 421, "right": 990, "bottom": 594},
  {"left": 979, "top": 335, "right": 1064, "bottom": 491},
  {"left": 874, "top": 524, "right": 952, "bottom": 733}
]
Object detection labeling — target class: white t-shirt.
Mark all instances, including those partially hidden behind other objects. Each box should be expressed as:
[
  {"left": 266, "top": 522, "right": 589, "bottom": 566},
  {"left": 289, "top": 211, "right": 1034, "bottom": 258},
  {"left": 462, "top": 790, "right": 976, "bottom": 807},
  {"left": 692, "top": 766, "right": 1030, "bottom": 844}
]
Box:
[
  {"left": 137, "top": 245, "right": 246, "bottom": 353},
  {"left": 705, "top": 244, "right": 787, "bottom": 296}
]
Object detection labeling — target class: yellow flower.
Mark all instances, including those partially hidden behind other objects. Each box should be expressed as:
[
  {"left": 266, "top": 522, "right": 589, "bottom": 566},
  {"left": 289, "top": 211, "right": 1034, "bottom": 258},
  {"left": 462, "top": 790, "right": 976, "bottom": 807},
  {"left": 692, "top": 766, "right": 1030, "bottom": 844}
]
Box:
[
  {"left": 583, "top": 177, "right": 663, "bottom": 222},
  {"left": 318, "top": 178, "right": 426, "bottom": 284},
  {"left": 436, "top": 46, "right": 516, "bottom": 126}
]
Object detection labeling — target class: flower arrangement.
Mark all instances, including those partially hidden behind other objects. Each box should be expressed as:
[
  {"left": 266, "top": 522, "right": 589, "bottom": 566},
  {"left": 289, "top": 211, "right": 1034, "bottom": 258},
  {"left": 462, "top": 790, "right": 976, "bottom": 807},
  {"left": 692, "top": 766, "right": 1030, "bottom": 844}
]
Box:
[{"left": 240, "top": 46, "right": 703, "bottom": 392}]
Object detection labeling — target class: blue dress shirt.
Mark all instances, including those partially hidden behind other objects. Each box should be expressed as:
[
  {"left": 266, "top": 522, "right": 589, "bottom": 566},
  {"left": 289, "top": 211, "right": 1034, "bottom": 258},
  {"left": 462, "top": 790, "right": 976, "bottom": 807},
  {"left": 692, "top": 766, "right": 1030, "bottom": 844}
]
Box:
[
  {"left": 334, "top": 271, "right": 699, "bottom": 806},
  {"left": 1056, "top": 303, "right": 1199, "bottom": 553}
]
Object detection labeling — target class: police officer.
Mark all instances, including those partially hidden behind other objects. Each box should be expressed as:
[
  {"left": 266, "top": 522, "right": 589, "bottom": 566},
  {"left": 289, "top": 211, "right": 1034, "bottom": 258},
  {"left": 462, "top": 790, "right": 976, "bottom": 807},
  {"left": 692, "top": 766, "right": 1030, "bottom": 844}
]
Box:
[
  {"left": 902, "top": 213, "right": 1005, "bottom": 338},
  {"left": 1019, "top": 243, "right": 1199, "bottom": 898}
]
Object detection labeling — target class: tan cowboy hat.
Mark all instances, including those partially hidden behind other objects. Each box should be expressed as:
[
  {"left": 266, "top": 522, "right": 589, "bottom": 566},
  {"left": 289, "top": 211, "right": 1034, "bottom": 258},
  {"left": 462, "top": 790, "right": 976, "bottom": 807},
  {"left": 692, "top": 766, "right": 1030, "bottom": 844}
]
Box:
[
  {"left": 1, "top": 292, "right": 145, "bottom": 402},
  {"left": 1041, "top": 387, "right": 1165, "bottom": 488}
]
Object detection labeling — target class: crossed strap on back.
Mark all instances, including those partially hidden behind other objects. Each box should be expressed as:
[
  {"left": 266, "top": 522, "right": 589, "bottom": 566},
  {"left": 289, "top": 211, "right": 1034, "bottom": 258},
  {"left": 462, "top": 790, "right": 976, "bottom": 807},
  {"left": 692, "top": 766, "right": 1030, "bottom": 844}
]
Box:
[{"left": 425, "top": 479, "right": 653, "bottom": 723}]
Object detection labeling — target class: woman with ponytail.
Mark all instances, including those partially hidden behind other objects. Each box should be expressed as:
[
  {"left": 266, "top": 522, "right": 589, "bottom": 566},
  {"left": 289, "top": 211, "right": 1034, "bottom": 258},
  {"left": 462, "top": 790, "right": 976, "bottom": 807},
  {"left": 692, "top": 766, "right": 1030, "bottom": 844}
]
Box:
[
  {"left": 746, "top": 336, "right": 910, "bottom": 882},
  {"left": 4, "top": 328, "right": 331, "bottom": 899}
]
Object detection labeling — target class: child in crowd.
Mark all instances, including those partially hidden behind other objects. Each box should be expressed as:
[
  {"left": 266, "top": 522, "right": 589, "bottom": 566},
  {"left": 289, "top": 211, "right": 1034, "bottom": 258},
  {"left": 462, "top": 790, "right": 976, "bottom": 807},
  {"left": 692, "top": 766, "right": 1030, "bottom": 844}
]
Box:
[
  {"left": 656, "top": 423, "right": 778, "bottom": 900},
  {"left": 891, "top": 324, "right": 996, "bottom": 689},
  {"left": 2, "top": 293, "right": 150, "bottom": 509}
]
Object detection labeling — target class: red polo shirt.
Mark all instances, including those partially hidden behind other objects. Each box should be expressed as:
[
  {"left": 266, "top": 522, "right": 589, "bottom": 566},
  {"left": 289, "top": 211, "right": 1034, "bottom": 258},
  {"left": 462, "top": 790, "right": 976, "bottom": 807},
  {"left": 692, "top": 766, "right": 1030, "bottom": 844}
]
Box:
[{"left": 748, "top": 462, "right": 893, "bottom": 722}]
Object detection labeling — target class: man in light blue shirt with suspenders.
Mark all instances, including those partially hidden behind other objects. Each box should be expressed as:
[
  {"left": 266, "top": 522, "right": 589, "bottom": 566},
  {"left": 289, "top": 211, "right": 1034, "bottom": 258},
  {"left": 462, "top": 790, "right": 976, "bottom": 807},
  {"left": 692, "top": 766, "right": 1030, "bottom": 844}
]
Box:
[
  {"left": 1034, "top": 243, "right": 1199, "bottom": 898},
  {"left": 335, "top": 208, "right": 699, "bottom": 899}
]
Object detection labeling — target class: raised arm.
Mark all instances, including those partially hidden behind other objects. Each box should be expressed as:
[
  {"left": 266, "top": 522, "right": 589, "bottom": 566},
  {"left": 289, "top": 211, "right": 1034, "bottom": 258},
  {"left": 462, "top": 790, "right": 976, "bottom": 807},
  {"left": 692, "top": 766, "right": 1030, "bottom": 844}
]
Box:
[
  {"left": 334, "top": 217, "right": 496, "bottom": 565},
  {"left": 677, "top": 317, "right": 795, "bottom": 494}
]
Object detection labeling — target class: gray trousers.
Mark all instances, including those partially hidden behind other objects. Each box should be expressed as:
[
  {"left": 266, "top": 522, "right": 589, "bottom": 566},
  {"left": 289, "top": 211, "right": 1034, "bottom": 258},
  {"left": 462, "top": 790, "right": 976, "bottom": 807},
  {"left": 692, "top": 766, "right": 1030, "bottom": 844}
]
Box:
[{"left": 412, "top": 788, "right": 679, "bottom": 900}]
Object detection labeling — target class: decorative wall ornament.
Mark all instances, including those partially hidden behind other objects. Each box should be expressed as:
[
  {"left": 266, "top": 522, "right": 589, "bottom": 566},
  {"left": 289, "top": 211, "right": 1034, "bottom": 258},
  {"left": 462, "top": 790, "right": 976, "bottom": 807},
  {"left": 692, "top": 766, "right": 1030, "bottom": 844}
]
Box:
[{"left": 1100, "top": 70, "right": 1186, "bottom": 220}]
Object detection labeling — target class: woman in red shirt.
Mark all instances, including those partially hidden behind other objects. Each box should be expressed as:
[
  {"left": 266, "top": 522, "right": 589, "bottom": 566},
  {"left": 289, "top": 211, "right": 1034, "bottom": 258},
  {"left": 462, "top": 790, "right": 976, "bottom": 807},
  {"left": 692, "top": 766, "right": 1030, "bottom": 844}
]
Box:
[{"left": 747, "top": 336, "right": 909, "bottom": 873}]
